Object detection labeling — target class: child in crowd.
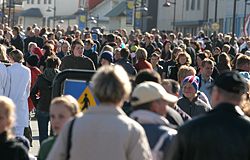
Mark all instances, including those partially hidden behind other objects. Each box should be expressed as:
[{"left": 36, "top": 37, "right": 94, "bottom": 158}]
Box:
[
  {"left": 0, "top": 96, "right": 29, "bottom": 160},
  {"left": 37, "top": 95, "right": 82, "bottom": 160}
]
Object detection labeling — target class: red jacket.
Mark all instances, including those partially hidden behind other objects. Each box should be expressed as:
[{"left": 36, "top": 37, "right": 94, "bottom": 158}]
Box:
[
  {"left": 133, "top": 59, "right": 153, "bottom": 72},
  {"left": 28, "top": 66, "right": 42, "bottom": 111}
]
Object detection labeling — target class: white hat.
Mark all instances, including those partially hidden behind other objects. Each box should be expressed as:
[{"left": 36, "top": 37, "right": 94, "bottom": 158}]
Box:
[{"left": 131, "top": 81, "right": 178, "bottom": 106}]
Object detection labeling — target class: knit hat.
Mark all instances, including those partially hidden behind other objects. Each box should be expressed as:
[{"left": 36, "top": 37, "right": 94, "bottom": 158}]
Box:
[
  {"left": 182, "top": 76, "right": 200, "bottom": 91},
  {"left": 101, "top": 51, "right": 113, "bottom": 63},
  {"left": 131, "top": 45, "right": 138, "bottom": 52},
  {"left": 27, "top": 54, "right": 39, "bottom": 66}
]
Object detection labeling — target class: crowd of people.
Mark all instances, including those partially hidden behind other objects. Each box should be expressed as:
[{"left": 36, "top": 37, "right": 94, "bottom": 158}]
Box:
[{"left": 0, "top": 22, "right": 250, "bottom": 160}]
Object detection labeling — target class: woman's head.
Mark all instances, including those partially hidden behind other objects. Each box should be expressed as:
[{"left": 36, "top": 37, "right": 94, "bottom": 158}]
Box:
[
  {"left": 136, "top": 48, "right": 147, "bottom": 60},
  {"left": 197, "top": 52, "right": 207, "bottom": 66},
  {"left": 0, "top": 44, "right": 7, "bottom": 60},
  {"left": 218, "top": 52, "right": 231, "bottom": 69},
  {"left": 28, "top": 42, "right": 37, "bottom": 52},
  {"left": 113, "top": 48, "right": 121, "bottom": 61},
  {"left": 43, "top": 44, "right": 55, "bottom": 57},
  {"left": 171, "top": 47, "right": 182, "bottom": 61},
  {"left": 92, "top": 65, "right": 131, "bottom": 105},
  {"left": 0, "top": 96, "right": 15, "bottom": 138},
  {"left": 50, "top": 95, "right": 81, "bottom": 135},
  {"left": 177, "top": 65, "right": 196, "bottom": 85},
  {"left": 176, "top": 52, "right": 191, "bottom": 66},
  {"left": 9, "top": 49, "right": 23, "bottom": 63},
  {"left": 46, "top": 56, "right": 61, "bottom": 68}
]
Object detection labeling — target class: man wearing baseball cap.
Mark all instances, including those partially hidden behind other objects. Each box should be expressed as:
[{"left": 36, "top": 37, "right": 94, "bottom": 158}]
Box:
[
  {"left": 130, "top": 81, "right": 178, "bottom": 160},
  {"left": 164, "top": 70, "right": 250, "bottom": 160}
]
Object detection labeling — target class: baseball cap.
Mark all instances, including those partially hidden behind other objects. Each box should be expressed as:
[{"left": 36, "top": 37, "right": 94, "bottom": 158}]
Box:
[
  {"left": 131, "top": 81, "right": 178, "bottom": 106},
  {"left": 210, "top": 70, "right": 247, "bottom": 94}
]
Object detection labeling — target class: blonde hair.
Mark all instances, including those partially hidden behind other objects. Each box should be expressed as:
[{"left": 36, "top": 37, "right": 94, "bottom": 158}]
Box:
[
  {"left": 9, "top": 49, "right": 23, "bottom": 63},
  {"left": 28, "top": 42, "right": 37, "bottom": 52},
  {"left": 177, "top": 65, "right": 196, "bottom": 85},
  {"left": 50, "top": 95, "right": 81, "bottom": 116},
  {"left": 0, "top": 44, "right": 7, "bottom": 60},
  {"left": 92, "top": 65, "right": 131, "bottom": 103},
  {"left": 0, "top": 96, "right": 16, "bottom": 138},
  {"left": 136, "top": 48, "right": 147, "bottom": 59}
]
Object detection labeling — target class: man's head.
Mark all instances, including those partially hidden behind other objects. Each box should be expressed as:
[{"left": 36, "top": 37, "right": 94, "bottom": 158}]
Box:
[
  {"left": 48, "top": 32, "right": 55, "bottom": 40},
  {"left": 135, "top": 69, "right": 161, "bottom": 85},
  {"left": 177, "top": 65, "right": 196, "bottom": 85},
  {"left": 182, "top": 76, "right": 200, "bottom": 101},
  {"left": 131, "top": 81, "right": 178, "bottom": 116},
  {"left": 12, "top": 26, "right": 20, "bottom": 36},
  {"left": 120, "top": 48, "right": 130, "bottom": 59},
  {"left": 210, "top": 70, "right": 247, "bottom": 107},
  {"left": 162, "top": 79, "right": 180, "bottom": 100},
  {"left": 107, "top": 33, "right": 115, "bottom": 43},
  {"left": 236, "top": 55, "right": 250, "bottom": 72},
  {"left": 201, "top": 58, "right": 214, "bottom": 79}
]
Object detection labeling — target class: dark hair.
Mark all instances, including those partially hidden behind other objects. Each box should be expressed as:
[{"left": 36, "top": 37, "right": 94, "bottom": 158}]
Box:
[
  {"left": 43, "top": 44, "right": 55, "bottom": 57},
  {"left": 46, "top": 56, "right": 61, "bottom": 68},
  {"left": 48, "top": 32, "right": 55, "bottom": 39},
  {"left": 107, "top": 33, "right": 115, "bottom": 42},
  {"left": 85, "top": 38, "right": 94, "bottom": 45},
  {"left": 162, "top": 79, "right": 180, "bottom": 94},
  {"left": 135, "top": 69, "right": 161, "bottom": 85},
  {"left": 120, "top": 48, "right": 130, "bottom": 58},
  {"left": 6, "top": 45, "right": 16, "bottom": 56},
  {"left": 13, "top": 26, "right": 20, "bottom": 34},
  {"left": 151, "top": 52, "right": 160, "bottom": 59},
  {"left": 132, "top": 101, "right": 152, "bottom": 111}
]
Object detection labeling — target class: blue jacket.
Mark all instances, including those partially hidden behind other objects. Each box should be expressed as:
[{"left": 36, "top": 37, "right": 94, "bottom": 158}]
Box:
[{"left": 130, "top": 110, "right": 177, "bottom": 160}]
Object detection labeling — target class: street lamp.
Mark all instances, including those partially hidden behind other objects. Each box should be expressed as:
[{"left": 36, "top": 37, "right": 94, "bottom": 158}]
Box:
[
  {"left": 163, "top": 0, "right": 177, "bottom": 31},
  {"left": 89, "top": 14, "right": 99, "bottom": 27},
  {"left": 46, "top": 0, "right": 56, "bottom": 28}
]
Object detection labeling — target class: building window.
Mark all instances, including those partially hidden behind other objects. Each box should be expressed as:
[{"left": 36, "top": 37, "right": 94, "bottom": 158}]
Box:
[
  {"left": 44, "top": 0, "right": 46, "bottom": 4},
  {"left": 38, "top": 0, "right": 40, "bottom": 4},
  {"left": 197, "top": 0, "right": 200, "bottom": 10},
  {"left": 219, "top": 18, "right": 224, "bottom": 33},
  {"left": 31, "top": 0, "right": 34, "bottom": 4},
  {"left": 42, "top": 18, "right": 46, "bottom": 27},
  {"left": 191, "top": 0, "right": 195, "bottom": 10},
  {"left": 186, "top": 0, "right": 189, "bottom": 11},
  {"left": 27, "top": 0, "right": 30, "bottom": 4},
  {"left": 49, "top": 0, "right": 51, "bottom": 4},
  {"left": 20, "top": 18, "right": 23, "bottom": 25}
]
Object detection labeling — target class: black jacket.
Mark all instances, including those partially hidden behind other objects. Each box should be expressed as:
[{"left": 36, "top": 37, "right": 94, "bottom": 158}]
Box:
[
  {"left": 115, "top": 58, "right": 137, "bottom": 76},
  {"left": 11, "top": 34, "right": 24, "bottom": 52},
  {"left": 185, "top": 44, "right": 197, "bottom": 66},
  {"left": 164, "top": 103, "right": 250, "bottom": 160},
  {"left": 30, "top": 74, "right": 52, "bottom": 112},
  {"left": 0, "top": 131, "right": 29, "bottom": 160}
]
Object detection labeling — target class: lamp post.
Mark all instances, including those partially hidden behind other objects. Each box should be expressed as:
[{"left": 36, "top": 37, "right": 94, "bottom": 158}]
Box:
[
  {"left": 163, "top": 0, "right": 177, "bottom": 31},
  {"left": 244, "top": 0, "right": 250, "bottom": 35},
  {"left": 2, "top": 0, "right": 4, "bottom": 24},
  {"left": 89, "top": 14, "right": 99, "bottom": 27},
  {"left": 231, "top": 0, "right": 236, "bottom": 45},
  {"left": 46, "top": 0, "right": 56, "bottom": 28},
  {"left": 212, "top": 0, "right": 218, "bottom": 50}
]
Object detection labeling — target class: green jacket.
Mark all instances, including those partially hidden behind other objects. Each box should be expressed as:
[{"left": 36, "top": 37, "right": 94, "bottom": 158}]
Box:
[{"left": 38, "top": 136, "right": 57, "bottom": 160}]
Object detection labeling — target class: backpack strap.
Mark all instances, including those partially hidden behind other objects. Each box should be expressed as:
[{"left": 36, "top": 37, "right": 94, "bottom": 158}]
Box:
[
  {"left": 66, "top": 118, "right": 76, "bottom": 160},
  {"left": 136, "top": 63, "right": 140, "bottom": 71}
]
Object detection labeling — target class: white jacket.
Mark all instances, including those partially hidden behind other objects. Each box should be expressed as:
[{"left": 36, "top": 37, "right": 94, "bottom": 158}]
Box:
[
  {"left": 0, "top": 62, "right": 7, "bottom": 95},
  {"left": 5, "top": 62, "right": 31, "bottom": 127}
]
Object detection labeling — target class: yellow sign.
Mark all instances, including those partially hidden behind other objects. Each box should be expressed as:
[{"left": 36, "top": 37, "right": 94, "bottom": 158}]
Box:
[
  {"left": 211, "top": 23, "right": 220, "bottom": 31},
  {"left": 127, "top": 2, "right": 134, "bottom": 9},
  {"left": 80, "top": 16, "right": 86, "bottom": 22},
  {"left": 136, "top": 12, "right": 141, "bottom": 19},
  {"left": 78, "top": 86, "right": 97, "bottom": 112},
  {"left": 203, "top": 24, "right": 211, "bottom": 30}
]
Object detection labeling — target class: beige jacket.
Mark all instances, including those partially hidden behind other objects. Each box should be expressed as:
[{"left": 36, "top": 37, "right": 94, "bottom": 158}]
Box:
[{"left": 46, "top": 105, "right": 153, "bottom": 160}]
